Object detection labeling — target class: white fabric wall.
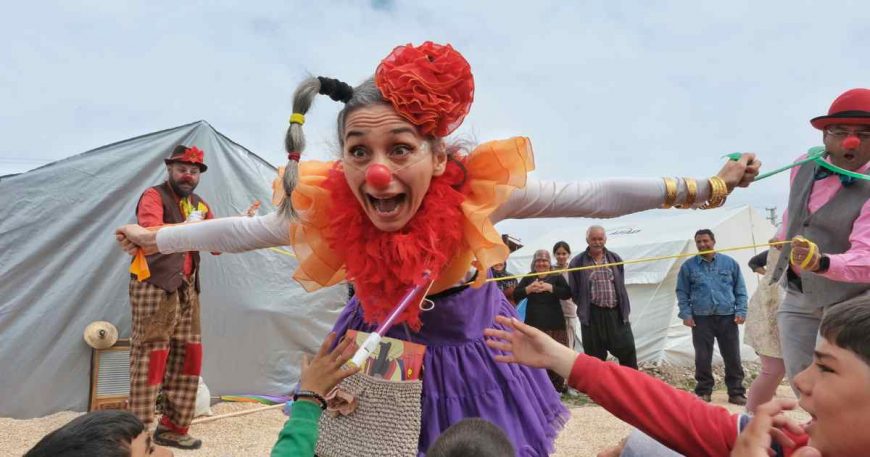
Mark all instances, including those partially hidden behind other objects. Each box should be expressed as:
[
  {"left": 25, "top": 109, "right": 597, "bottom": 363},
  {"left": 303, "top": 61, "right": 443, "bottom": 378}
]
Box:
[{"left": 0, "top": 121, "right": 346, "bottom": 418}]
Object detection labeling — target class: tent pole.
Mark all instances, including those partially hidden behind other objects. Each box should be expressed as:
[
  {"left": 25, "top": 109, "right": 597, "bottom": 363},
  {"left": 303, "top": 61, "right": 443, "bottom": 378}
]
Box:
[{"left": 191, "top": 403, "right": 284, "bottom": 425}]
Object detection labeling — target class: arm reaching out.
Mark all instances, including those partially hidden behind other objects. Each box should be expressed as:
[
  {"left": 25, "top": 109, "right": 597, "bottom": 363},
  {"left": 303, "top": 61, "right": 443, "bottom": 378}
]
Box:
[
  {"left": 116, "top": 211, "right": 291, "bottom": 255},
  {"left": 271, "top": 333, "right": 360, "bottom": 457},
  {"left": 484, "top": 316, "right": 577, "bottom": 379},
  {"left": 491, "top": 153, "right": 759, "bottom": 222},
  {"left": 485, "top": 316, "right": 745, "bottom": 456}
]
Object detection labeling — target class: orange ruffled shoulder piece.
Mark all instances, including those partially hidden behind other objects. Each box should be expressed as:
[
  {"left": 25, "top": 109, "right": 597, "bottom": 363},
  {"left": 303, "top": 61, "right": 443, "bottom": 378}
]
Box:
[
  {"left": 272, "top": 161, "right": 348, "bottom": 291},
  {"left": 273, "top": 137, "right": 535, "bottom": 293},
  {"left": 445, "top": 136, "right": 534, "bottom": 289}
]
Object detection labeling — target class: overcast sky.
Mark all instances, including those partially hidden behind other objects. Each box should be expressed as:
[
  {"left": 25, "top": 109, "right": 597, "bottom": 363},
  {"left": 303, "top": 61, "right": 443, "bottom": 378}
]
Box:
[{"left": 3, "top": 1, "right": 870, "bottom": 241}]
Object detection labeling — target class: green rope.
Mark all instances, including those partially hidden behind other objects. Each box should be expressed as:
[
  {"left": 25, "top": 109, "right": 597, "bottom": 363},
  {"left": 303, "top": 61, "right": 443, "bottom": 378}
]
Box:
[{"left": 725, "top": 147, "right": 870, "bottom": 182}]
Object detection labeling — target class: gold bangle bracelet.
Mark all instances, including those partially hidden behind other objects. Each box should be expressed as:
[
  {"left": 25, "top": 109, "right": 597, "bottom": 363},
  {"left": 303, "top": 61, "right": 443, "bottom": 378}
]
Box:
[
  {"left": 713, "top": 176, "right": 729, "bottom": 206},
  {"left": 662, "top": 177, "right": 678, "bottom": 209},
  {"left": 710, "top": 176, "right": 727, "bottom": 208},
  {"left": 701, "top": 178, "right": 719, "bottom": 209},
  {"left": 675, "top": 177, "right": 698, "bottom": 209},
  {"left": 701, "top": 176, "right": 728, "bottom": 209}
]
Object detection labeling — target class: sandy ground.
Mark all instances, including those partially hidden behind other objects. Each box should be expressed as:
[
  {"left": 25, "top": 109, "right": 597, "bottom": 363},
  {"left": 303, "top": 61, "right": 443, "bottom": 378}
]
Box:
[{"left": 0, "top": 386, "right": 806, "bottom": 457}]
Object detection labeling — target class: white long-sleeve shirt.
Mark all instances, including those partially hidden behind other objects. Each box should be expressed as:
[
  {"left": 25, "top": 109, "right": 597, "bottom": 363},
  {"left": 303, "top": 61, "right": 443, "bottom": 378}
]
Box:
[{"left": 156, "top": 177, "right": 710, "bottom": 254}]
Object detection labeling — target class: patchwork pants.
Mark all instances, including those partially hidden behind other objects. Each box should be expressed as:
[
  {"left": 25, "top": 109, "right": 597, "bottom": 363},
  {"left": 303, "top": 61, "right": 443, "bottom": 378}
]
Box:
[{"left": 129, "top": 278, "right": 202, "bottom": 433}]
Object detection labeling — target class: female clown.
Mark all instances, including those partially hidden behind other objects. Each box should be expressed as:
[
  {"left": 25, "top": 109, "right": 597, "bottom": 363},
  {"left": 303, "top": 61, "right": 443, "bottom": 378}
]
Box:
[{"left": 116, "top": 42, "right": 759, "bottom": 455}]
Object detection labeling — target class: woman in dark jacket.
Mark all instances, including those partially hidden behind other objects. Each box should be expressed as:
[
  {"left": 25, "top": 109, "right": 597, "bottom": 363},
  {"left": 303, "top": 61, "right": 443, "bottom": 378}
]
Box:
[{"left": 513, "top": 249, "right": 571, "bottom": 391}]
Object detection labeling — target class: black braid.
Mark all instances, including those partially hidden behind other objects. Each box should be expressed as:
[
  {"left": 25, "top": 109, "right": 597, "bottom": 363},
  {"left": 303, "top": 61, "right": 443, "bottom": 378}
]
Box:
[{"left": 317, "top": 76, "right": 354, "bottom": 103}]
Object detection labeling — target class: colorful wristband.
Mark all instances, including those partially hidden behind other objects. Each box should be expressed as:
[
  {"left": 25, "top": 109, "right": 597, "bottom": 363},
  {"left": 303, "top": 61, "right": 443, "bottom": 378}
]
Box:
[{"left": 293, "top": 390, "right": 327, "bottom": 410}]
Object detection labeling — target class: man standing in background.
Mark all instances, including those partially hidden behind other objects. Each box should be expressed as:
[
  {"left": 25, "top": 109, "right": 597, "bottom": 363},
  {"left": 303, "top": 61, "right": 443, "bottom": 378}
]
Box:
[
  {"left": 127, "top": 145, "right": 215, "bottom": 450},
  {"left": 676, "top": 229, "right": 748, "bottom": 405},
  {"left": 569, "top": 225, "right": 638, "bottom": 369}
]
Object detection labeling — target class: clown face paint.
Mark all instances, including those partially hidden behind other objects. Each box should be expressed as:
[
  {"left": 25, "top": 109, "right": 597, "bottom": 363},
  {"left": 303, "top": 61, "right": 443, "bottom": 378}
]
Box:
[
  {"left": 166, "top": 162, "right": 201, "bottom": 197},
  {"left": 342, "top": 104, "right": 448, "bottom": 232},
  {"left": 823, "top": 125, "right": 870, "bottom": 171}
]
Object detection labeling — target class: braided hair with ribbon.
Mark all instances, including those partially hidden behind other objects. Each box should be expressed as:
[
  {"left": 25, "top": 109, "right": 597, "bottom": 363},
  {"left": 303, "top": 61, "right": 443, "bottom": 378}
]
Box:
[{"left": 280, "top": 76, "right": 355, "bottom": 217}]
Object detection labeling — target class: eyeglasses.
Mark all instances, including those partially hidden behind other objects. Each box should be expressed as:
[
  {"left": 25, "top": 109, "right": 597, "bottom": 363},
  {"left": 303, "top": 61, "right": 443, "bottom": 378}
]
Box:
[{"left": 825, "top": 127, "right": 870, "bottom": 140}]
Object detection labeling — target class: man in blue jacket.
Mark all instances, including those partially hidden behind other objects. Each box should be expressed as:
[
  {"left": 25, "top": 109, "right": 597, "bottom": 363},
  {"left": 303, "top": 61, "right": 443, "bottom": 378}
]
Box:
[{"left": 676, "top": 229, "right": 748, "bottom": 405}]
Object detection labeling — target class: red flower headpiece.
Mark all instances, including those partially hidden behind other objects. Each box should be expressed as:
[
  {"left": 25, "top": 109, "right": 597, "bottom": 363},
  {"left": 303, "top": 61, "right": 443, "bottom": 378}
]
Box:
[
  {"left": 181, "top": 146, "right": 204, "bottom": 164},
  {"left": 165, "top": 145, "right": 207, "bottom": 172},
  {"left": 375, "top": 41, "right": 475, "bottom": 137}
]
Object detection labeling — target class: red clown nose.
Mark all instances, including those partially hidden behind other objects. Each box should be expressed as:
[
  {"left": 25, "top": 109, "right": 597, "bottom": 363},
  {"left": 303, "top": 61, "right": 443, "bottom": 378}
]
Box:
[
  {"left": 365, "top": 163, "right": 393, "bottom": 189},
  {"left": 843, "top": 135, "right": 861, "bottom": 150}
]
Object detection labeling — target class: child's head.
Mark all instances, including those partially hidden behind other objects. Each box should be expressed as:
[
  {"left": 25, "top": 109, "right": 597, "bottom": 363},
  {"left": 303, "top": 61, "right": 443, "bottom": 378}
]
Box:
[
  {"left": 25, "top": 410, "right": 171, "bottom": 457},
  {"left": 794, "top": 298, "right": 870, "bottom": 456},
  {"left": 427, "top": 418, "right": 515, "bottom": 457}
]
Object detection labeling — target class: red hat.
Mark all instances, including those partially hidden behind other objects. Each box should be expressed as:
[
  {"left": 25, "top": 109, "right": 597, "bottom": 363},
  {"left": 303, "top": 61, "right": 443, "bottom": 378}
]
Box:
[
  {"left": 164, "top": 145, "right": 207, "bottom": 172},
  {"left": 810, "top": 88, "right": 870, "bottom": 130}
]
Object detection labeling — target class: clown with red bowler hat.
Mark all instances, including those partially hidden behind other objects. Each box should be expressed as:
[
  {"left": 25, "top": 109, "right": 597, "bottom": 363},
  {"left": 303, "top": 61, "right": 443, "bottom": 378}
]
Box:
[
  {"left": 127, "top": 144, "right": 216, "bottom": 450},
  {"left": 770, "top": 88, "right": 870, "bottom": 388}
]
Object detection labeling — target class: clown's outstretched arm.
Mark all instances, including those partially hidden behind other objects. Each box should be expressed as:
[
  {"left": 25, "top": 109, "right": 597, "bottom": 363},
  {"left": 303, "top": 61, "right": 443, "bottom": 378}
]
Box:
[
  {"left": 116, "top": 211, "right": 291, "bottom": 256},
  {"left": 492, "top": 177, "right": 710, "bottom": 221},
  {"left": 158, "top": 211, "right": 290, "bottom": 253},
  {"left": 492, "top": 151, "right": 759, "bottom": 221},
  {"left": 123, "top": 176, "right": 685, "bottom": 256}
]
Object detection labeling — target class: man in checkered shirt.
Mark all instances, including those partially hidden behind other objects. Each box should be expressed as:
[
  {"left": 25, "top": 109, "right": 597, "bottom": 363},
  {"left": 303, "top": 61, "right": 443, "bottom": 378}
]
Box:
[{"left": 568, "top": 225, "right": 639, "bottom": 369}]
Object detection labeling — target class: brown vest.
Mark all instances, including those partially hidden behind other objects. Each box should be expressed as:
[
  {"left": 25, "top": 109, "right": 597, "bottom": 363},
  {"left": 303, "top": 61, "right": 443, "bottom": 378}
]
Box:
[
  {"left": 132, "top": 182, "right": 202, "bottom": 292},
  {"left": 771, "top": 161, "right": 870, "bottom": 307}
]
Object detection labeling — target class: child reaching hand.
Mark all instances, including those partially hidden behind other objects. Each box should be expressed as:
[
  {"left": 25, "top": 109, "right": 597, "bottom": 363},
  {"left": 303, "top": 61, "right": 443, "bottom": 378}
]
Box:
[
  {"left": 271, "top": 333, "right": 360, "bottom": 457},
  {"left": 485, "top": 298, "right": 870, "bottom": 457}
]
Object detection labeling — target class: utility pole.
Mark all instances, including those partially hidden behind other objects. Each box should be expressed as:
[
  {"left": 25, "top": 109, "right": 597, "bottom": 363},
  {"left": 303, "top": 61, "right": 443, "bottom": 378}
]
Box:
[{"left": 765, "top": 207, "right": 779, "bottom": 227}]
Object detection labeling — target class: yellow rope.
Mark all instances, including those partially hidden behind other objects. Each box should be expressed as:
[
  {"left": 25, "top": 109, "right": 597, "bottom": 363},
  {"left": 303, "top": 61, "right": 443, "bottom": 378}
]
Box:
[
  {"left": 268, "top": 247, "right": 296, "bottom": 257},
  {"left": 267, "top": 239, "right": 792, "bottom": 284},
  {"left": 789, "top": 236, "right": 817, "bottom": 270},
  {"left": 484, "top": 240, "right": 791, "bottom": 284}
]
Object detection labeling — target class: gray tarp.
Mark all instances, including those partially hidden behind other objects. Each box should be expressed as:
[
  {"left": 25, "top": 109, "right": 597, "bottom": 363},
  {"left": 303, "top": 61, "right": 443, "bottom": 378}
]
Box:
[{"left": 0, "top": 121, "right": 345, "bottom": 418}]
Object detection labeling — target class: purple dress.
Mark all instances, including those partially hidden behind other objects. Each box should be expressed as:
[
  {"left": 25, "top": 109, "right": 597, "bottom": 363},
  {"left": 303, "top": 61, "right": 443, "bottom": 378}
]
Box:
[{"left": 332, "top": 279, "right": 570, "bottom": 456}]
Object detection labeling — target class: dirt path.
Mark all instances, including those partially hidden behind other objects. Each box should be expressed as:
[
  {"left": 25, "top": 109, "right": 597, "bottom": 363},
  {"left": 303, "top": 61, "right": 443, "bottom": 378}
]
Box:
[{"left": 1, "top": 386, "right": 806, "bottom": 457}]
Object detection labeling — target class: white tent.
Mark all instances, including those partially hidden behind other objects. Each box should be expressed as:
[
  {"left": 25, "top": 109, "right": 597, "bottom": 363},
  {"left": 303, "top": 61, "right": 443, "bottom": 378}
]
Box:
[
  {"left": 0, "top": 121, "right": 346, "bottom": 419},
  {"left": 506, "top": 205, "right": 776, "bottom": 366}
]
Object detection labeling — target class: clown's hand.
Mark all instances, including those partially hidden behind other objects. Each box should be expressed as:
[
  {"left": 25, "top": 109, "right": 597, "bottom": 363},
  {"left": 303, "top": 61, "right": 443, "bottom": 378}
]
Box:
[
  {"left": 243, "top": 200, "right": 261, "bottom": 217},
  {"left": 790, "top": 236, "right": 821, "bottom": 272},
  {"left": 718, "top": 152, "right": 761, "bottom": 191}
]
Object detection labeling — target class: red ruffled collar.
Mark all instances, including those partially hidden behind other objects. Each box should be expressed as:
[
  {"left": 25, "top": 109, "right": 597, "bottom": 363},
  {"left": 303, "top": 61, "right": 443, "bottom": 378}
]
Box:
[{"left": 321, "top": 160, "right": 467, "bottom": 330}]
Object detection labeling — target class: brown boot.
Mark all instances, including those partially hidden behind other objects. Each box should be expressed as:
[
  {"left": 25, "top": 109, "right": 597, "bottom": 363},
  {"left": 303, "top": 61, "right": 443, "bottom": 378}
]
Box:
[
  {"left": 154, "top": 425, "right": 202, "bottom": 450},
  {"left": 728, "top": 394, "right": 748, "bottom": 406}
]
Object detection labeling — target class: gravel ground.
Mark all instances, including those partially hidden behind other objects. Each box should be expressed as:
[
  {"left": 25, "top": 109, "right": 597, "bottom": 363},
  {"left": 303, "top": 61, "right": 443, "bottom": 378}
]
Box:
[{"left": 1, "top": 385, "right": 807, "bottom": 457}]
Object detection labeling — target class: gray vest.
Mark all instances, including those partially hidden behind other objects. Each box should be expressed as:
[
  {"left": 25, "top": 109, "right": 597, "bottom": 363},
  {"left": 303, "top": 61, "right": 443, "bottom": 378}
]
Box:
[{"left": 771, "top": 161, "right": 870, "bottom": 307}]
